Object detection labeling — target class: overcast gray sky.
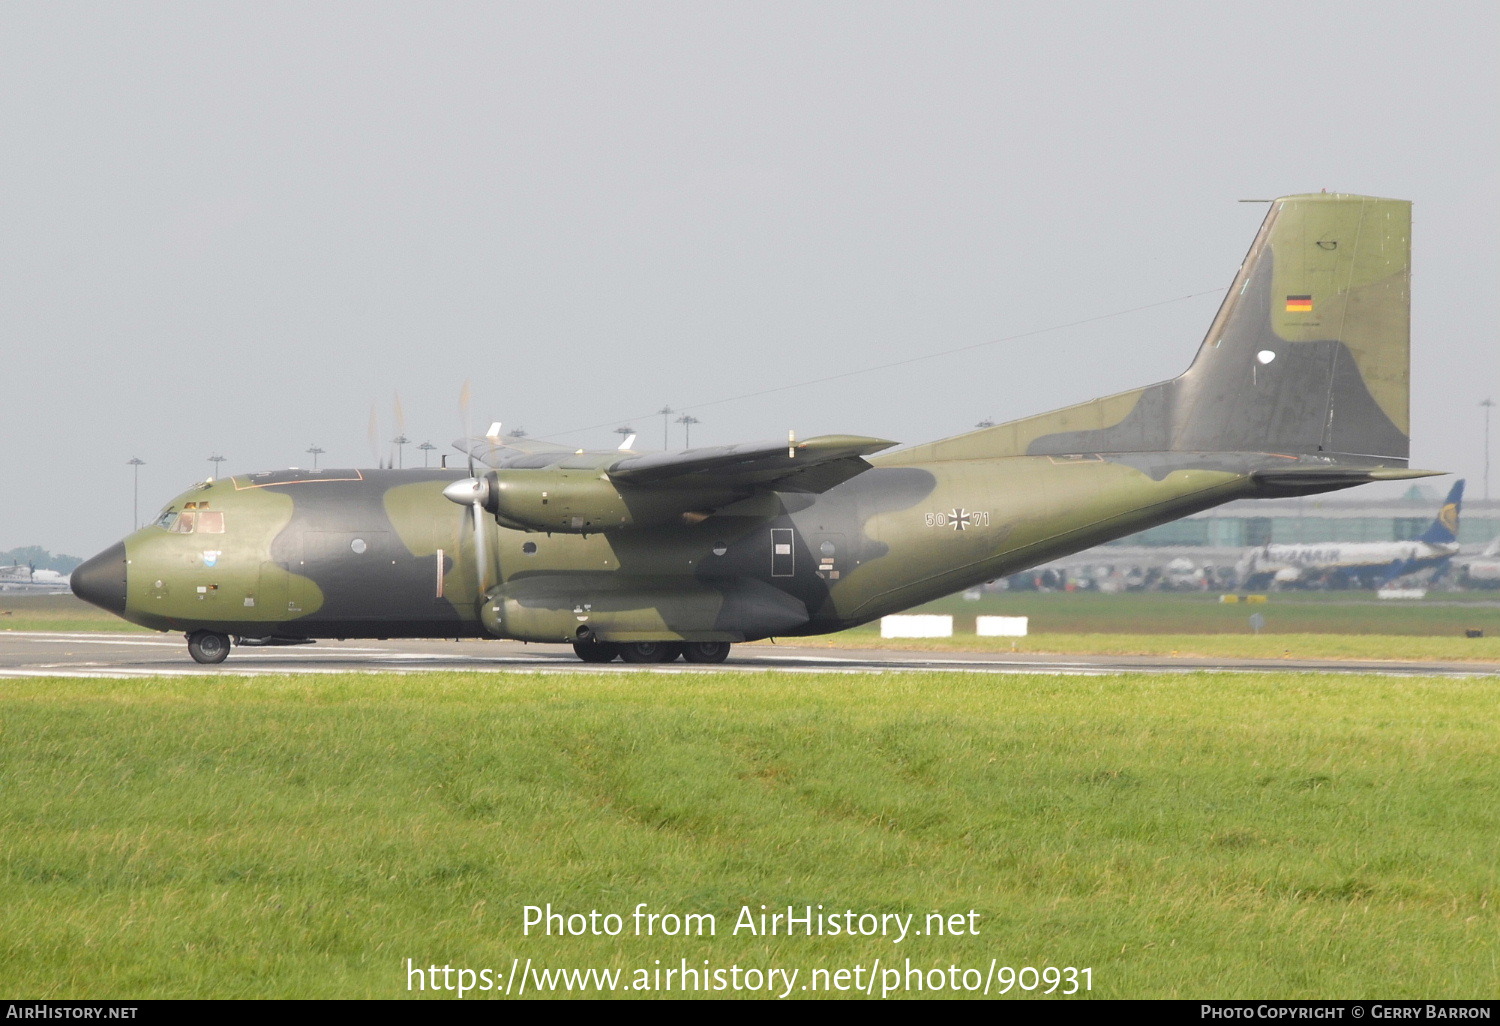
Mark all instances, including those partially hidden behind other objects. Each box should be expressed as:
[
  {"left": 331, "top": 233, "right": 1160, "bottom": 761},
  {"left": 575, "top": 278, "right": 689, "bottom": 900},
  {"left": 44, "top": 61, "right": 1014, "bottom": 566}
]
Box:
[{"left": 2, "top": 1, "right": 1495, "bottom": 558}]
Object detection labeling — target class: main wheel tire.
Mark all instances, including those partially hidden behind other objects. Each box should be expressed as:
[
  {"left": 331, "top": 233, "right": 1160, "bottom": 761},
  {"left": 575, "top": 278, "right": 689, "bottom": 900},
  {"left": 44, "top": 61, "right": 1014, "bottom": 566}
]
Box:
[
  {"left": 572, "top": 640, "right": 621, "bottom": 663},
  {"left": 619, "top": 641, "right": 683, "bottom": 663},
  {"left": 682, "top": 641, "right": 731, "bottom": 664},
  {"left": 187, "top": 630, "right": 231, "bottom": 664}
]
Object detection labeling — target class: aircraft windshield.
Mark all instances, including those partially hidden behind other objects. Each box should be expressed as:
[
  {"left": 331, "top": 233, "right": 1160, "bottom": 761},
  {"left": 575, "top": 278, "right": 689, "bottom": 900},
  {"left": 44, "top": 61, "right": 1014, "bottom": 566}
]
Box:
[{"left": 154, "top": 509, "right": 225, "bottom": 534}]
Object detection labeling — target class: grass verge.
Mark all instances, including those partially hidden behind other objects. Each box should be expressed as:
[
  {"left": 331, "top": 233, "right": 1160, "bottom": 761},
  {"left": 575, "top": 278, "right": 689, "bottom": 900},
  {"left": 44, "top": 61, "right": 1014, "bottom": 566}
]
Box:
[
  {"left": 2, "top": 671, "right": 1496, "bottom": 998},
  {"left": 796, "top": 629, "right": 1500, "bottom": 663}
]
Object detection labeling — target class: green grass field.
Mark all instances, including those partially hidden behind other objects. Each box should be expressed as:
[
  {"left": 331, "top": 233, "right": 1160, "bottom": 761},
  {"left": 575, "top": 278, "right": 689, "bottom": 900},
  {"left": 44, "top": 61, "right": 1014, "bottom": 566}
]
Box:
[
  {"left": 0, "top": 593, "right": 150, "bottom": 633},
  {"left": 2, "top": 671, "right": 1496, "bottom": 999},
  {"left": 903, "top": 588, "right": 1500, "bottom": 635},
  {"left": 809, "top": 590, "right": 1500, "bottom": 662},
  {"left": 797, "top": 631, "right": 1500, "bottom": 663}
]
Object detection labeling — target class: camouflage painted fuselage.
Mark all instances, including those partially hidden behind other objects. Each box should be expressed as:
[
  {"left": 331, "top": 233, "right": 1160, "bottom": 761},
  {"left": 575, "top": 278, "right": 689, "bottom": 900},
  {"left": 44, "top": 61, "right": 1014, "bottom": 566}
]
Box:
[
  {"left": 94, "top": 455, "right": 1265, "bottom": 643},
  {"left": 74, "top": 193, "right": 1433, "bottom": 647}
]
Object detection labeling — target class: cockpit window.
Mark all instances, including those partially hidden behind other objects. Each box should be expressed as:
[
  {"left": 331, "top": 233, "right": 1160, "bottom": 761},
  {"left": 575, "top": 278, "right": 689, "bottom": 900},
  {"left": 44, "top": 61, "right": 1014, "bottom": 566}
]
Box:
[{"left": 155, "top": 508, "right": 225, "bottom": 534}]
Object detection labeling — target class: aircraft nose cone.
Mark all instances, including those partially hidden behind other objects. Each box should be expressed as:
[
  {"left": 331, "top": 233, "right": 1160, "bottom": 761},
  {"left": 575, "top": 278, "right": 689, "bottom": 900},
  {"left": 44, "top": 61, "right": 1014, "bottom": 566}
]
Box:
[{"left": 71, "top": 541, "right": 127, "bottom": 615}]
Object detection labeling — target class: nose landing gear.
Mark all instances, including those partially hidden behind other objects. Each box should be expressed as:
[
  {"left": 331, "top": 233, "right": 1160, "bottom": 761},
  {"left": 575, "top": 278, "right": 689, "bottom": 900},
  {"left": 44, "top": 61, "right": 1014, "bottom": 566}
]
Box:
[{"left": 186, "top": 630, "right": 232, "bottom": 664}]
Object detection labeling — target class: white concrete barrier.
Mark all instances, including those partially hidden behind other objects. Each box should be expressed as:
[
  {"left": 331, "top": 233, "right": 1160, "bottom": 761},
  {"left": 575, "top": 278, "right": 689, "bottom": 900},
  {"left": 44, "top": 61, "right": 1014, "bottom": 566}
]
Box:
[
  {"left": 880, "top": 614, "right": 953, "bottom": 638},
  {"left": 976, "top": 615, "right": 1029, "bottom": 637}
]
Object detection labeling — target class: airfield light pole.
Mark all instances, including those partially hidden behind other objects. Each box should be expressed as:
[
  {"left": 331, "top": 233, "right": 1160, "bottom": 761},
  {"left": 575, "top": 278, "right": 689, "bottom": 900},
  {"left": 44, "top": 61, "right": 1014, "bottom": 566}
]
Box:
[
  {"left": 658, "top": 406, "right": 674, "bottom": 449},
  {"left": 391, "top": 434, "right": 409, "bottom": 469},
  {"left": 306, "top": 445, "right": 324, "bottom": 470},
  {"left": 208, "top": 455, "right": 226, "bottom": 479},
  {"left": 418, "top": 441, "right": 436, "bottom": 467},
  {"left": 1483, "top": 398, "right": 1495, "bottom": 501},
  {"left": 676, "top": 414, "right": 700, "bottom": 448},
  {"left": 128, "top": 457, "right": 144, "bottom": 529}
]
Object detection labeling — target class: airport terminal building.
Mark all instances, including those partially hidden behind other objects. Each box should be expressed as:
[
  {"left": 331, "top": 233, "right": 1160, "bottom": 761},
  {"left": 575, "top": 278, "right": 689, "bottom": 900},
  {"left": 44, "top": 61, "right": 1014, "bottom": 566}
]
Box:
[
  {"left": 1109, "top": 488, "right": 1499, "bottom": 550},
  {"left": 1025, "top": 486, "right": 1500, "bottom": 589}
]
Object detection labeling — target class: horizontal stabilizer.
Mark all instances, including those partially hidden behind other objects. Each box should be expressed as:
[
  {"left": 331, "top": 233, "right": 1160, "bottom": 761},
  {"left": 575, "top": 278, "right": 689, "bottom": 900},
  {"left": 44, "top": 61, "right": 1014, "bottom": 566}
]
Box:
[{"left": 1251, "top": 465, "right": 1443, "bottom": 497}]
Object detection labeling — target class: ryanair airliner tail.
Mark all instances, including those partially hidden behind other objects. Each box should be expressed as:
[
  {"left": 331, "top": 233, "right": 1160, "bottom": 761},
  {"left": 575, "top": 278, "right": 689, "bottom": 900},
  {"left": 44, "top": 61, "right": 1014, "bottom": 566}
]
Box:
[{"left": 1416, "top": 479, "right": 1464, "bottom": 546}]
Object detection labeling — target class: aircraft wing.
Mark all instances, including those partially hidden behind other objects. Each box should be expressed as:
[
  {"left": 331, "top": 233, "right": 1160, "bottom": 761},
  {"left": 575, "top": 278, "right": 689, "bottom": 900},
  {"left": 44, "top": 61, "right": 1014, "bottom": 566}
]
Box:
[
  {"left": 454, "top": 434, "right": 575, "bottom": 469},
  {"left": 610, "top": 435, "right": 897, "bottom": 493}
]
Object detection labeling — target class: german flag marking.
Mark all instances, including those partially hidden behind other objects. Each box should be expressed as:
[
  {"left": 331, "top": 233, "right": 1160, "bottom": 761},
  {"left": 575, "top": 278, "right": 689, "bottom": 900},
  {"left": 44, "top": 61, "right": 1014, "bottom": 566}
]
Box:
[{"left": 1285, "top": 295, "right": 1313, "bottom": 313}]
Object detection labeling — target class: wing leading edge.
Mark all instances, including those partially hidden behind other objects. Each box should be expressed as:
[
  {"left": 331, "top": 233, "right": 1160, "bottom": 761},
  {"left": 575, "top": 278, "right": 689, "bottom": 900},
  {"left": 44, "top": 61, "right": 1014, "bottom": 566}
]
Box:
[{"left": 609, "top": 435, "right": 897, "bottom": 493}]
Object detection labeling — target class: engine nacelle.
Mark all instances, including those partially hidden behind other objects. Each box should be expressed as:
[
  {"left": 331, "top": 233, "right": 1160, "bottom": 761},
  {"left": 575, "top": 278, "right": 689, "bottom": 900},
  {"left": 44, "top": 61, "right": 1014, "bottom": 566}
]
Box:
[
  {"left": 445, "top": 471, "right": 741, "bottom": 533},
  {"left": 489, "top": 469, "right": 635, "bottom": 533}
]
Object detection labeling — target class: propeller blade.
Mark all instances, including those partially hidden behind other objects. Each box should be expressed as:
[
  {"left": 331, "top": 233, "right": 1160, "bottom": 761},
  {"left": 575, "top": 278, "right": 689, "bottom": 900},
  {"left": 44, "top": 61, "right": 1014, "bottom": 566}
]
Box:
[
  {"left": 470, "top": 500, "right": 489, "bottom": 593},
  {"left": 458, "top": 381, "right": 475, "bottom": 475},
  {"left": 367, "top": 405, "right": 381, "bottom": 468},
  {"left": 388, "top": 391, "right": 409, "bottom": 468}
]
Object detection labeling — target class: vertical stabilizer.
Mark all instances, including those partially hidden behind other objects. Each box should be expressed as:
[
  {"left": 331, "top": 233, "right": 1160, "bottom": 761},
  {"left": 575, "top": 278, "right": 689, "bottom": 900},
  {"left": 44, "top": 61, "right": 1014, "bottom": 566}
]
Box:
[
  {"left": 1165, "top": 193, "right": 1411, "bottom": 459},
  {"left": 892, "top": 194, "right": 1412, "bottom": 465}
]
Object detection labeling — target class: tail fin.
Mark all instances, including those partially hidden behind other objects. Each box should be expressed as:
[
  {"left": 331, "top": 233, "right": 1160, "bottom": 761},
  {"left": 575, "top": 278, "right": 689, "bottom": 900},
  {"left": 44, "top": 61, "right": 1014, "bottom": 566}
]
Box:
[
  {"left": 899, "top": 194, "right": 1412, "bottom": 464},
  {"left": 1416, "top": 479, "right": 1464, "bottom": 545}
]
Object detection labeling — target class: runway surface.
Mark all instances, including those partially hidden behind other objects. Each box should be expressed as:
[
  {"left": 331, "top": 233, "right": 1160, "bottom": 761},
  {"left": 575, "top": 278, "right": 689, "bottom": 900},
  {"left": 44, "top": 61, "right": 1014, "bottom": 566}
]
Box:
[{"left": 2, "top": 631, "right": 1497, "bottom": 678}]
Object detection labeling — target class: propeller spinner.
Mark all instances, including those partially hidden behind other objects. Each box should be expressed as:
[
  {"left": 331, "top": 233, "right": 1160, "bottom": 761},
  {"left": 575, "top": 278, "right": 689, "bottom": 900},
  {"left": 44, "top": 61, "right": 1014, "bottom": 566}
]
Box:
[{"left": 443, "top": 475, "right": 493, "bottom": 592}]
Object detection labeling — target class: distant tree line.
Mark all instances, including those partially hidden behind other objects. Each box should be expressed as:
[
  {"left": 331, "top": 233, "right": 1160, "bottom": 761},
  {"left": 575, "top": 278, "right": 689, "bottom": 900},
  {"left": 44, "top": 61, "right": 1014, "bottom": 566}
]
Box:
[{"left": 1, "top": 546, "right": 83, "bottom": 574}]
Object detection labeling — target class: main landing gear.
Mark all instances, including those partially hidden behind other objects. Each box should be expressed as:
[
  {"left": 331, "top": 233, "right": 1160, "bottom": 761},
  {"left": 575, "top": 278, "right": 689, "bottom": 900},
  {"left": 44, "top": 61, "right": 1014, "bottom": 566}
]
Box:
[
  {"left": 682, "top": 641, "right": 731, "bottom": 663},
  {"left": 572, "top": 640, "right": 622, "bottom": 663},
  {"left": 569, "top": 640, "right": 732, "bottom": 664},
  {"left": 186, "top": 629, "right": 231, "bottom": 664}
]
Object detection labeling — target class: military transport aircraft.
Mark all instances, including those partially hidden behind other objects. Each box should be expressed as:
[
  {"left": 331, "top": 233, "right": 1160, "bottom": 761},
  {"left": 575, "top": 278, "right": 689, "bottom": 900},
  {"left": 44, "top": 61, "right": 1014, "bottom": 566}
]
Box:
[{"left": 72, "top": 193, "right": 1436, "bottom": 663}]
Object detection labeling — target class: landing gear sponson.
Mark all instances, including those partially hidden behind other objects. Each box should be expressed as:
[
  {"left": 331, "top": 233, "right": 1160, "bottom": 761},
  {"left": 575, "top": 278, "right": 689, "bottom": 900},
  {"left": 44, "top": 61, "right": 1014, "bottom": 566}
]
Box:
[
  {"left": 185, "top": 633, "right": 316, "bottom": 663},
  {"left": 570, "top": 640, "right": 731, "bottom": 664},
  {"left": 183, "top": 631, "right": 730, "bottom": 665}
]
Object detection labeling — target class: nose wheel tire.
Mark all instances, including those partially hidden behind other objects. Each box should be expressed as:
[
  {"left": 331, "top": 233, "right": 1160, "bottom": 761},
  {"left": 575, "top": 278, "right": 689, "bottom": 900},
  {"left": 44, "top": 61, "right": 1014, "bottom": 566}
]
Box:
[
  {"left": 682, "top": 641, "right": 731, "bottom": 663},
  {"left": 187, "top": 630, "right": 231, "bottom": 664},
  {"left": 619, "top": 641, "right": 683, "bottom": 663},
  {"left": 572, "top": 640, "right": 622, "bottom": 663}
]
